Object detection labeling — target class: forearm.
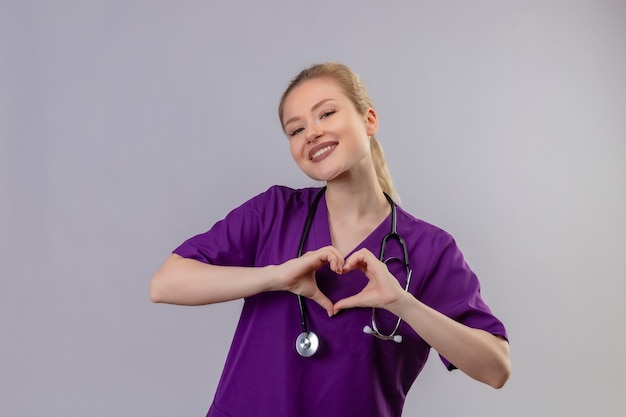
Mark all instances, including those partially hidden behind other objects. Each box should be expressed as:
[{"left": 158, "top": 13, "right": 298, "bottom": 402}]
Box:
[
  {"left": 149, "top": 254, "right": 280, "bottom": 306},
  {"left": 389, "top": 293, "right": 511, "bottom": 388}
]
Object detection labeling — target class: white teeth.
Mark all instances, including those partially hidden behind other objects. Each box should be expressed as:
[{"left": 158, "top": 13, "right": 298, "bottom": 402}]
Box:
[{"left": 312, "top": 145, "right": 335, "bottom": 159}]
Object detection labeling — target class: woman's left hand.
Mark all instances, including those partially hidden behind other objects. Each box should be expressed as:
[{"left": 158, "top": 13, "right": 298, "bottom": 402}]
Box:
[{"left": 333, "top": 248, "right": 406, "bottom": 314}]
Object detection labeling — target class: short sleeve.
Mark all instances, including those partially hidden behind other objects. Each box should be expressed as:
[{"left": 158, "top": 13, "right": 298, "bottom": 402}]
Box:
[
  {"left": 172, "top": 193, "right": 264, "bottom": 267},
  {"left": 418, "top": 235, "right": 508, "bottom": 370}
]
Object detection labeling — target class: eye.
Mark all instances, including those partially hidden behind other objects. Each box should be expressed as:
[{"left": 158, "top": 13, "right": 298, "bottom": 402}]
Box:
[
  {"left": 320, "top": 109, "right": 336, "bottom": 119},
  {"left": 289, "top": 127, "right": 304, "bottom": 137}
]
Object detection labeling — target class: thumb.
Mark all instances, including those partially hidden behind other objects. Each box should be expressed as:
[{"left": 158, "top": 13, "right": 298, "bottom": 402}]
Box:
[
  {"left": 333, "top": 294, "right": 367, "bottom": 315},
  {"left": 309, "top": 290, "right": 335, "bottom": 318}
]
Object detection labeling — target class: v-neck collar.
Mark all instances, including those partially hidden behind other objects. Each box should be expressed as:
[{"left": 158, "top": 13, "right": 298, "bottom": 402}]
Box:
[{"left": 309, "top": 191, "right": 393, "bottom": 259}]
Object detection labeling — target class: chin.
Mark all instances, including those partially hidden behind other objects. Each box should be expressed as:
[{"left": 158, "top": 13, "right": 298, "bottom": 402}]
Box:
[
  {"left": 309, "top": 171, "right": 340, "bottom": 183},
  {"left": 299, "top": 162, "right": 343, "bottom": 183}
]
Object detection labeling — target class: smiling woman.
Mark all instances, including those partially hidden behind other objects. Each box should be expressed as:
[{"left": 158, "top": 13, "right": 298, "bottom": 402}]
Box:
[
  {"left": 281, "top": 77, "right": 378, "bottom": 187},
  {"left": 149, "top": 62, "right": 510, "bottom": 417},
  {"left": 279, "top": 63, "right": 398, "bottom": 202}
]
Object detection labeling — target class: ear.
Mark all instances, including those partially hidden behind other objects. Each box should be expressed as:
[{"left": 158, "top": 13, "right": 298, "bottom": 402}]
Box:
[{"left": 364, "top": 108, "right": 378, "bottom": 136}]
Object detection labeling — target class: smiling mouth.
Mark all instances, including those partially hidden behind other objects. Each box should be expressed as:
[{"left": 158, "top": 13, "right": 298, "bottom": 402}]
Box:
[{"left": 310, "top": 144, "right": 337, "bottom": 160}]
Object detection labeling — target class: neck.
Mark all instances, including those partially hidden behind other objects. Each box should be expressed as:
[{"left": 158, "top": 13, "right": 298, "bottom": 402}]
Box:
[
  {"left": 324, "top": 178, "right": 390, "bottom": 220},
  {"left": 323, "top": 176, "right": 391, "bottom": 257}
]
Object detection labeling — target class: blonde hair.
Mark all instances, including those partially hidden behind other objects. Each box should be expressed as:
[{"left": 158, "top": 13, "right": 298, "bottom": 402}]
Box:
[{"left": 278, "top": 62, "right": 399, "bottom": 201}]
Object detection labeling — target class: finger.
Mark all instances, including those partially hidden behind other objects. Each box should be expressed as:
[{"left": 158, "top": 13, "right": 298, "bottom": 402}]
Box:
[
  {"left": 309, "top": 289, "right": 335, "bottom": 317},
  {"left": 343, "top": 250, "right": 374, "bottom": 273},
  {"left": 315, "top": 246, "right": 345, "bottom": 274}
]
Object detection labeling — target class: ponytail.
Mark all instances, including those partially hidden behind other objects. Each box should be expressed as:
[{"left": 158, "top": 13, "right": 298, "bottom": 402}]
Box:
[{"left": 371, "top": 136, "right": 400, "bottom": 202}]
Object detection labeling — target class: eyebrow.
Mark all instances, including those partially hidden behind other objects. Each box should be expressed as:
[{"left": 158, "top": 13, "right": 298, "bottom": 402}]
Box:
[{"left": 283, "top": 98, "right": 336, "bottom": 129}]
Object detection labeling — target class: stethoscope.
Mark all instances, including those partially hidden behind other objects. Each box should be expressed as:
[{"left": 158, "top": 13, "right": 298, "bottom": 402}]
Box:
[{"left": 295, "top": 187, "right": 413, "bottom": 357}]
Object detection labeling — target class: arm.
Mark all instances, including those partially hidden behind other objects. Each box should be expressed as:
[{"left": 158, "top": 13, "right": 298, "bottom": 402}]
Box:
[
  {"left": 149, "top": 254, "right": 280, "bottom": 306},
  {"left": 334, "top": 248, "right": 511, "bottom": 389},
  {"left": 387, "top": 292, "right": 510, "bottom": 388},
  {"left": 150, "top": 247, "right": 345, "bottom": 316}
]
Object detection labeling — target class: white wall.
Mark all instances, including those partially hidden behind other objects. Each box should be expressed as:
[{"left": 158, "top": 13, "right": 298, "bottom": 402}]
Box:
[{"left": 2, "top": 1, "right": 625, "bottom": 416}]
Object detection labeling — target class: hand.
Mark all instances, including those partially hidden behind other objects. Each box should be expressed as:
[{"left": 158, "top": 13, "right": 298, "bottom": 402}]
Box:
[
  {"left": 333, "top": 248, "right": 405, "bottom": 314},
  {"left": 277, "top": 246, "right": 345, "bottom": 317}
]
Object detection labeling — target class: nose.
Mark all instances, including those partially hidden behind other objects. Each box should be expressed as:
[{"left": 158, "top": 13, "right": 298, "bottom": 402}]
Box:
[{"left": 305, "top": 125, "right": 323, "bottom": 144}]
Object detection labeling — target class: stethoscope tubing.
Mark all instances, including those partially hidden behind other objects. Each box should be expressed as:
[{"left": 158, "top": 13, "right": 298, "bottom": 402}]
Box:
[
  {"left": 295, "top": 187, "right": 410, "bottom": 357},
  {"left": 296, "top": 186, "right": 327, "bottom": 335}
]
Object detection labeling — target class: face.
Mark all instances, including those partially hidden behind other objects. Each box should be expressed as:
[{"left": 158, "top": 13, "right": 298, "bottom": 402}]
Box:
[{"left": 281, "top": 78, "right": 378, "bottom": 183}]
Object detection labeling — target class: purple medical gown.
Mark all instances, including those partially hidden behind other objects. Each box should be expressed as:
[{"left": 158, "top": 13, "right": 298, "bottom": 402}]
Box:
[{"left": 174, "top": 186, "right": 507, "bottom": 417}]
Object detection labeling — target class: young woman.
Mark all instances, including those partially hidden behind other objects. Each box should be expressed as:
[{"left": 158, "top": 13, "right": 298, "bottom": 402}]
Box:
[{"left": 150, "top": 62, "right": 510, "bottom": 417}]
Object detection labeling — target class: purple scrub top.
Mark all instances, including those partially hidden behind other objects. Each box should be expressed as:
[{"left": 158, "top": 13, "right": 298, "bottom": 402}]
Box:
[{"left": 174, "top": 186, "right": 507, "bottom": 417}]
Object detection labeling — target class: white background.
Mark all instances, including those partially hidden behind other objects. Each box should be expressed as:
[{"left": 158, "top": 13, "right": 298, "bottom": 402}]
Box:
[{"left": 2, "top": 1, "right": 625, "bottom": 416}]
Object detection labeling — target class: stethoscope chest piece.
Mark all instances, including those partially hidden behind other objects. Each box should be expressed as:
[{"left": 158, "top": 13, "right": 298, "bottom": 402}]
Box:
[{"left": 295, "top": 331, "right": 319, "bottom": 357}]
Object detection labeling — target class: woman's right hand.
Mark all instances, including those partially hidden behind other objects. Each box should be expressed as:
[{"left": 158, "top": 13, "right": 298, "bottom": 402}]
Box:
[{"left": 275, "top": 246, "right": 344, "bottom": 317}]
